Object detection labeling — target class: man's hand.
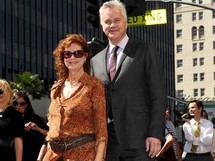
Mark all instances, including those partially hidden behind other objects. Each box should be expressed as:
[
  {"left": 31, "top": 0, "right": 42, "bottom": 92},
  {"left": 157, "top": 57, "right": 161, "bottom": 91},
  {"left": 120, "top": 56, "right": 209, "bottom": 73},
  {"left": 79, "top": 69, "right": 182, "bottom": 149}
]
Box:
[{"left": 145, "top": 137, "right": 161, "bottom": 158}]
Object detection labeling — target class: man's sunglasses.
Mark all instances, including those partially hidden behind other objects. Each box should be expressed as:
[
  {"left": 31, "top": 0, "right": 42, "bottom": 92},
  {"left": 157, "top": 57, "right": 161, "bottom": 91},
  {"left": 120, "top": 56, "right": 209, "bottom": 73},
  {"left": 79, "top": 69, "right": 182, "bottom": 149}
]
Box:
[
  {"left": 13, "top": 101, "right": 26, "bottom": 107},
  {"left": 0, "top": 89, "right": 4, "bottom": 95},
  {"left": 62, "top": 50, "right": 86, "bottom": 59}
]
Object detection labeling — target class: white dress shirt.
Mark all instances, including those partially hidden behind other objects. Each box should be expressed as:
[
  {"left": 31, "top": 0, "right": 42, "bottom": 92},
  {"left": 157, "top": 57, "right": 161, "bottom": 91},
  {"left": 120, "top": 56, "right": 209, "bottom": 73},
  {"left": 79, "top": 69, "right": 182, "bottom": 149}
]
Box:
[{"left": 183, "top": 118, "right": 213, "bottom": 153}]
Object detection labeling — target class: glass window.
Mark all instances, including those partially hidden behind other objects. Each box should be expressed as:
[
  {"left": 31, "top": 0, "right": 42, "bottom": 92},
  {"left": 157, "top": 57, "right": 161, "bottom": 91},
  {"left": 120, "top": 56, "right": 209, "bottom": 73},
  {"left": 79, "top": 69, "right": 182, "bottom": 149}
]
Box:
[
  {"left": 177, "top": 74, "right": 183, "bottom": 83},
  {"left": 177, "top": 90, "right": 184, "bottom": 98},
  {"left": 199, "top": 57, "right": 204, "bottom": 66},
  {"left": 192, "top": 0, "right": 196, "bottom": 3},
  {"left": 193, "top": 73, "right": 198, "bottom": 81},
  {"left": 176, "top": 14, "right": 182, "bottom": 23},
  {"left": 213, "top": 26, "right": 215, "bottom": 34},
  {"left": 199, "top": 0, "right": 203, "bottom": 4},
  {"left": 176, "top": 44, "right": 183, "bottom": 53},
  {"left": 214, "top": 72, "right": 215, "bottom": 80},
  {"left": 176, "top": 29, "right": 182, "bottom": 38},
  {"left": 192, "top": 43, "right": 197, "bottom": 51},
  {"left": 194, "top": 89, "right": 198, "bottom": 97},
  {"left": 199, "top": 42, "right": 204, "bottom": 51},
  {"left": 199, "top": 26, "right": 204, "bottom": 39},
  {"left": 199, "top": 12, "right": 203, "bottom": 20},
  {"left": 213, "top": 11, "right": 215, "bottom": 18},
  {"left": 192, "top": 13, "right": 197, "bottom": 21},
  {"left": 214, "top": 56, "right": 215, "bottom": 64},
  {"left": 177, "top": 59, "right": 183, "bottom": 68},
  {"left": 192, "top": 26, "right": 197, "bottom": 40},
  {"left": 193, "top": 58, "right": 197, "bottom": 66},
  {"left": 200, "top": 72, "right": 204, "bottom": 81},
  {"left": 213, "top": 41, "right": 215, "bottom": 49},
  {"left": 200, "top": 88, "right": 205, "bottom": 96}
]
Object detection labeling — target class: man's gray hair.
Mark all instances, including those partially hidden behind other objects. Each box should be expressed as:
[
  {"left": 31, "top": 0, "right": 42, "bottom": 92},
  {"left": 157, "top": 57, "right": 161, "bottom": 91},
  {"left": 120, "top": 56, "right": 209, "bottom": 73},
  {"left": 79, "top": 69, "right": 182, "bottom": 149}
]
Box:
[{"left": 99, "top": 0, "right": 127, "bottom": 21}]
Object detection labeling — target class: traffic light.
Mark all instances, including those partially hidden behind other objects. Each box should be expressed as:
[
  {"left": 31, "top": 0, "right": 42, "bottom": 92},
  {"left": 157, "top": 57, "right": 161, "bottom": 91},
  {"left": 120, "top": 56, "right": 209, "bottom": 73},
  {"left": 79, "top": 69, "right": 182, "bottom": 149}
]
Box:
[
  {"left": 123, "top": 0, "right": 146, "bottom": 17},
  {"left": 87, "top": 0, "right": 99, "bottom": 28}
]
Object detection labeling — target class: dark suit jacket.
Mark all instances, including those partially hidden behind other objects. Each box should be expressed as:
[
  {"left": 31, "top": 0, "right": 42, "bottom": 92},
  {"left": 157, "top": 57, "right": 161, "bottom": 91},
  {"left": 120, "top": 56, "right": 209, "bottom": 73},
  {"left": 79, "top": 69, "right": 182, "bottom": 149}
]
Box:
[{"left": 91, "top": 38, "right": 167, "bottom": 149}]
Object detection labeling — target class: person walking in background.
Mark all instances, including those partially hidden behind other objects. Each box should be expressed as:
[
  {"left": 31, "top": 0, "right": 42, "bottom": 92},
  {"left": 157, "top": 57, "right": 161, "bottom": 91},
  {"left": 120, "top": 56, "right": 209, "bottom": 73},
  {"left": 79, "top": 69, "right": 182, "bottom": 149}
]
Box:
[
  {"left": 0, "top": 79, "right": 24, "bottom": 161},
  {"left": 13, "top": 91, "right": 49, "bottom": 161},
  {"left": 91, "top": 0, "right": 167, "bottom": 160},
  {"left": 182, "top": 100, "right": 213, "bottom": 161},
  {"left": 202, "top": 109, "right": 209, "bottom": 120},
  {"left": 165, "top": 109, "right": 182, "bottom": 161},
  {"left": 43, "top": 34, "right": 108, "bottom": 161}
]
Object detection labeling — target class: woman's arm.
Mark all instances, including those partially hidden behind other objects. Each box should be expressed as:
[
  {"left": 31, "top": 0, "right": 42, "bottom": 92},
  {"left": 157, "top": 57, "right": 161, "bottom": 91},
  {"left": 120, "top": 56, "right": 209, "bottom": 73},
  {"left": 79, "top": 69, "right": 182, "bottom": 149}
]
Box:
[
  {"left": 14, "top": 137, "right": 23, "bottom": 161},
  {"left": 156, "top": 134, "right": 174, "bottom": 157},
  {"left": 94, "top": 141, "right": 106, "bottom": 161}
]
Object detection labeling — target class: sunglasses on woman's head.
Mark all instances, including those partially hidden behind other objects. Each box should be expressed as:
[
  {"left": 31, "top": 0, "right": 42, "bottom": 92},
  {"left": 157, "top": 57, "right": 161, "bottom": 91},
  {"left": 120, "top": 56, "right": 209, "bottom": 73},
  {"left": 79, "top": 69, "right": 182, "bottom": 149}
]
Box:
[
  {"left": 0, "top": 89, "right": 4, "bottom": 95},
  {"left": 62, "top": 50, "right": 86, "bottom": 59},
  {"left": 13, "top": 101, "right": 26, "bottom": 107}
]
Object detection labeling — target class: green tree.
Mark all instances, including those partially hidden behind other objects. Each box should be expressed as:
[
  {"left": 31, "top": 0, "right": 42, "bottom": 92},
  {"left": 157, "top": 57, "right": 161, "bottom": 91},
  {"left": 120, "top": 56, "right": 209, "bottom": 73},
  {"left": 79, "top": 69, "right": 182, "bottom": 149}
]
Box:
[{"left": 10, "top": 71, "right": 46, "bottom": 99}]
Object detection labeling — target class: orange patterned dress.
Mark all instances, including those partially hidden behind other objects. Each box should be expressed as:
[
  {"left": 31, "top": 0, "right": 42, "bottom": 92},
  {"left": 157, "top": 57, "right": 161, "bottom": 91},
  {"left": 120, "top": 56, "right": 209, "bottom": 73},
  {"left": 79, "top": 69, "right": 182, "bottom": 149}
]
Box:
[{"left": 43, "top": 73, "right": 108, "bottom": 161}]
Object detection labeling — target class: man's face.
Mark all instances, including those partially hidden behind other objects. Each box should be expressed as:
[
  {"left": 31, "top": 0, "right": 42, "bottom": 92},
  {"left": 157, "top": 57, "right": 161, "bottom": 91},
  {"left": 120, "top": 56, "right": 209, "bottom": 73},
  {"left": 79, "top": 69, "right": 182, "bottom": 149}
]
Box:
[
  {"left": 188, "top": 102, "right": 202, "bottom": 117},
  {"left": 100, "top": 6, "right": 127, "bottom": 44}
]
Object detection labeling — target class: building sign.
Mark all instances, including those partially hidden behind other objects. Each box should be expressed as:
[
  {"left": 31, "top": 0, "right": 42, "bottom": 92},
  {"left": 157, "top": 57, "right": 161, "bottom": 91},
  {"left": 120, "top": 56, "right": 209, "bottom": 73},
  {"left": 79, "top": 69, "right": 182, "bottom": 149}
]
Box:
[{"left": 128, "top": 9, "right": 167, "bottom": 26}]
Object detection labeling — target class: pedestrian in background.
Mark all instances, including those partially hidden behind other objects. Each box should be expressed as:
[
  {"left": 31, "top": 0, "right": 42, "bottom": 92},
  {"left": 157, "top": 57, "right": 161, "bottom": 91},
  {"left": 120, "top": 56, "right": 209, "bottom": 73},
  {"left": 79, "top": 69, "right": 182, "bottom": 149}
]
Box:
[
  {"left": 91, "top": 0, "right": 167, "bottom": 160},
  {"left": 13, "top": 91, "right": 49, "bottom": 161},
  {"left": 0, "top": 79, "right": 24, "bottom": 161},
  {"left": 43, "top": 34, "right": 108, "bottom": 161},
  {"left": 182, "top": 100, "right": 213, "bottom": 161}
]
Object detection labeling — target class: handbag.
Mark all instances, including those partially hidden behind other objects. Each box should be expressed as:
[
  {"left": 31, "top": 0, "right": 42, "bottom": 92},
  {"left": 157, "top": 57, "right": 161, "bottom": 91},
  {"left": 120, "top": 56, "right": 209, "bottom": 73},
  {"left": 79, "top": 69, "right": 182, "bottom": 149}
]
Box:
[{"left": 156, "top": 145, "right": 177, "bottom": 161}]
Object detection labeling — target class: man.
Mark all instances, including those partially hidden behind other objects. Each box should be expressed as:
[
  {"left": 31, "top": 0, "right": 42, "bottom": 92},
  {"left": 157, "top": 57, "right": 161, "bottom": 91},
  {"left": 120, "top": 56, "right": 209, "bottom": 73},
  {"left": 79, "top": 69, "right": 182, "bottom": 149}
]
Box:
[
  {"left": 91, "top": 0, "right": 167, "bottom": 160},
  {"left": 182, "top": 100, "right": 213, "bottom": 161}
]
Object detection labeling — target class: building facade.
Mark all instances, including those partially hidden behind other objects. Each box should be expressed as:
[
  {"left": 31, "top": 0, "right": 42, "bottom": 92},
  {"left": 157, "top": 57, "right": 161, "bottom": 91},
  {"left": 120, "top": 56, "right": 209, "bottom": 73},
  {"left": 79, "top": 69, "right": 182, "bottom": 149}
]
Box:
[{"left": 174, "top": 0, "right": 215, "bottom": 119}]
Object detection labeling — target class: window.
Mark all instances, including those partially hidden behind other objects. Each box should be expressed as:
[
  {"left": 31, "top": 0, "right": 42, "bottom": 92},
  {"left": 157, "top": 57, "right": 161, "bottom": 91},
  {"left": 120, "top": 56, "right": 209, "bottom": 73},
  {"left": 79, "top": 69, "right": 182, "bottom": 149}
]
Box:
[
  {"left": 176, "top": 44, "right": 183, "bottom": 53},
  {"left": 213, "top": 11, "right": 215, "bottom": 18},
  {"left": 177, "top": 90, "right": 184, "bottom": 98},
  {"left": 193, "top": 89, "right": 198, "bottom": 97},
  {"left": 199, "top": 42, "right": 204, "bottom": 50},
  {"left": 192, "top": 43, "right": 197, "bottom": 51},
  {"left": 176, "top": 29, "right": 182, "bottom": 38},
  {"left": 192, "top": 13, "right": 197, "bottom": 21},
  {"left": 214, "top": 72, "right": 215, "bottom": 80},
  {"left": 192, "top": 26, "right": 197, "bottom": 39},
  {"left": 199, "top": 0, "right": 203, "bottom": 4},
  {"left": 199, "top": 12, "right": 203, "bottom": 20},
  {"left": 213, "top": 26, "right": 215, "bottom": 34},
  {"left": 200, "top": 72, "right": 204, "bottom": 81},
  {"left": 214, "top": 56, "right": 215, "bottom": 64},
  {"left": 193, "top": 73, "right": 198, "bottom": 81},
  {"left": 213, "top": 41, "right": 215, "bottom": 49},
  {"left": 199, "top": 57, "right": 204, "bottom": 66},
  {"left": 176, "top": 14, "right": 182, "bottom": 23},
  {"left": 192, "top": 0, "right": 196, "bottom": 3},
  {"left": 200, "top": 88, "right": 205, "bottom": 96},
  {"left": 177, "top": 59, "right": 183, "bottom": 68},
  {"left": 199, "top": 26, "right": 205, "bottom": 39},
  {"left": 177, "top": 75, "right": 183, "bottom": 83},
  {"left": 193, "top": 58, "right": 198, "bottom": 66}
]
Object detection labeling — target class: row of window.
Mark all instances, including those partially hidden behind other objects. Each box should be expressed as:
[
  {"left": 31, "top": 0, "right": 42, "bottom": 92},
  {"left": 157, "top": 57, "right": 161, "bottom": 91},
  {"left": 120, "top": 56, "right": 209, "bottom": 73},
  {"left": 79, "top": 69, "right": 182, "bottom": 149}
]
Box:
[
  {"left": 177, "top": 73, "right": 205, "bottom": 83},
  {"left": 176, "top": 26, "right": 215, "bottom": 38},
  {"left": 176, "top": 41, "right": 215, "bottom": 53},
  {"left": 176, "top": 57, "right": 205, "bottom": 68},
  {"left": 176, "top": 11, "right": 215, "bottom": 23},
  {"left": 177, "top": 88, "right": 206, "bottom": 98}
]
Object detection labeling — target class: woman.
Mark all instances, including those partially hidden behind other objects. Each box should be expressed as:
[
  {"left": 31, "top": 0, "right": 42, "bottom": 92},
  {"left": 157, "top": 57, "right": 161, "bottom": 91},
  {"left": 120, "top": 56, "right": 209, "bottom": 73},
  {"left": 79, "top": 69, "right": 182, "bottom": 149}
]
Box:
[
  {"left": 13, "top": 91, "right": 49, "bottom": 161},
  {"left": 43, "top": 34, "right": 108, "bottom": 161},
  {"left": 0, "top": 79, "right": 24, "bottom": 161}
]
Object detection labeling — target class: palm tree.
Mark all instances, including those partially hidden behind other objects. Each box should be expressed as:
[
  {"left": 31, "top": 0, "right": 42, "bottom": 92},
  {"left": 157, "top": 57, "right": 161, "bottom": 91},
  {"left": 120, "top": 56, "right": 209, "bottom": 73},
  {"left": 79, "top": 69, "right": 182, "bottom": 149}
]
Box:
[{"left": 10, "top": 71, "right": 46, "bottom": 99}]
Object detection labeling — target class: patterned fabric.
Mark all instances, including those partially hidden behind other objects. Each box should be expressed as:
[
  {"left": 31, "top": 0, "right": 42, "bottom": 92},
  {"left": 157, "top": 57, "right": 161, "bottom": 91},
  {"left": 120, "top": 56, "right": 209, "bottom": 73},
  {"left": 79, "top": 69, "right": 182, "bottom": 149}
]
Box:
[
  {"left": 44, "top": 73, "right": 108, "bottom": 161},
  {"left": 191, "top": 122, "right": 200, "bottom": 152}
]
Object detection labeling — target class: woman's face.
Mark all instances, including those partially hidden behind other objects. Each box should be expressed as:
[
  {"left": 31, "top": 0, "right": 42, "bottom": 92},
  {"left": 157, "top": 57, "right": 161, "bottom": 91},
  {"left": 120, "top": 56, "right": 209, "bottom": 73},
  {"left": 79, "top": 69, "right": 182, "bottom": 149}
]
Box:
[
  {"left": 13, "top": 96, "right": 27, "bottom": 114},
  {"left": 63, "top": 43, "right": 87, "bottom": 72}
]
